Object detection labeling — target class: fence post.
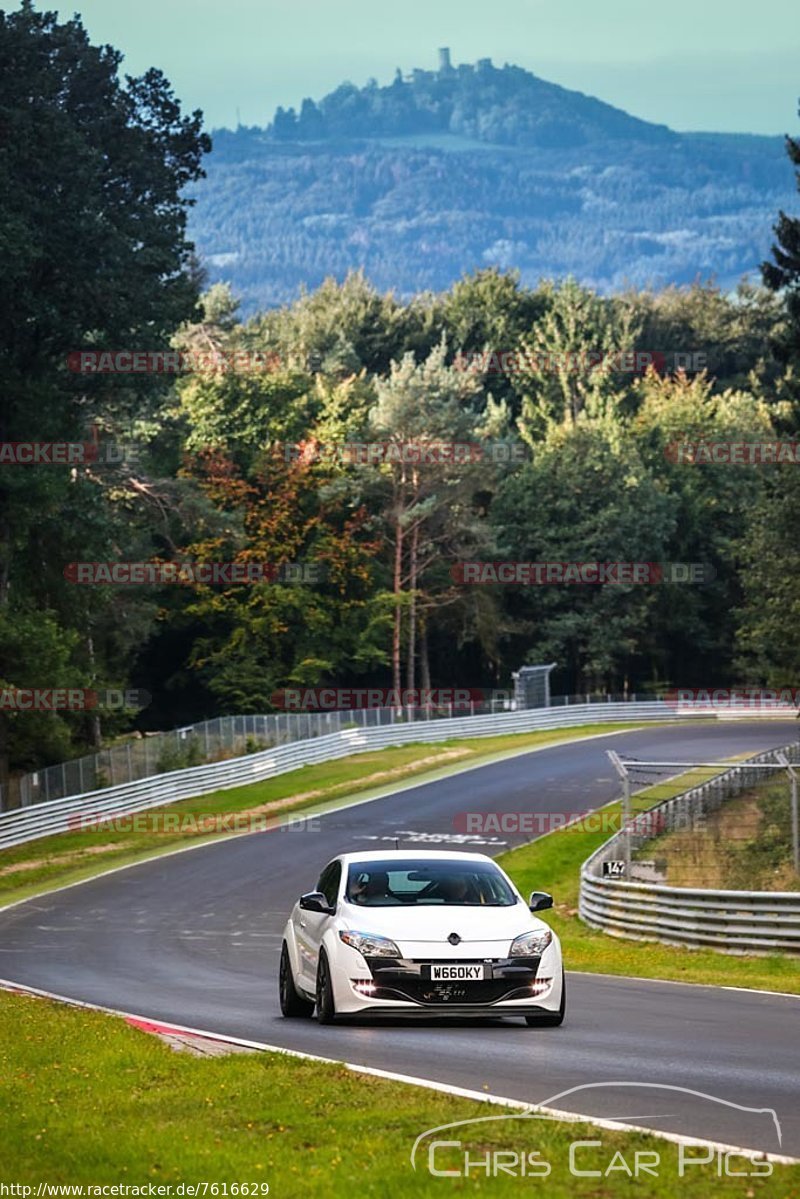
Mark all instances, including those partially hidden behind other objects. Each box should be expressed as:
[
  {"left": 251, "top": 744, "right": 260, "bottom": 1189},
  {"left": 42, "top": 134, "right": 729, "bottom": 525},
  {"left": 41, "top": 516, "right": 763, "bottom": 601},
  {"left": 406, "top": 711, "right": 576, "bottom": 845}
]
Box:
[{"left": 777, "top": 753, "right": 799, "bottom": 875}]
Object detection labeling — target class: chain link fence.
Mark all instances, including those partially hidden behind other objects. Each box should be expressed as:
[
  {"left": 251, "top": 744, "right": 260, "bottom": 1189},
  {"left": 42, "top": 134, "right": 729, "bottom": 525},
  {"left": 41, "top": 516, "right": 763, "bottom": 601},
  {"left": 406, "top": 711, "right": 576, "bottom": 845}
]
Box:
[
  {"left": 1, "top": 692, "right": 666, "bottom": 812},
  {"left": 605, "top": 744, "right": 800, "bottom": 878},
  {"left": 580, "top": 742, "right": 800, "bottom": 953}
]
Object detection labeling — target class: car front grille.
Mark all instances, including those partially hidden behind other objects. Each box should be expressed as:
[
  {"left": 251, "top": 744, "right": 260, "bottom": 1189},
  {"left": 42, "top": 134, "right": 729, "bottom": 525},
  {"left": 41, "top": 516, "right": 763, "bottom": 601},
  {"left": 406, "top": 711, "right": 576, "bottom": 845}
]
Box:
[{"left": 361, "top": 955, "right": 542, "bottom": 1006}]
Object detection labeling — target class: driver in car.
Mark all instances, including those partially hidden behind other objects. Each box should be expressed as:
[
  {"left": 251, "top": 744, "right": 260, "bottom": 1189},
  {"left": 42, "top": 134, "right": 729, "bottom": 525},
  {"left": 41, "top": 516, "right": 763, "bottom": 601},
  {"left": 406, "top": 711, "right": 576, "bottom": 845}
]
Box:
[
  {"left": 434, "top": 875, "right": 470, "bottom": 903},
  {"left": 350, "top": 870, "right": 393, "bottom": 904}
]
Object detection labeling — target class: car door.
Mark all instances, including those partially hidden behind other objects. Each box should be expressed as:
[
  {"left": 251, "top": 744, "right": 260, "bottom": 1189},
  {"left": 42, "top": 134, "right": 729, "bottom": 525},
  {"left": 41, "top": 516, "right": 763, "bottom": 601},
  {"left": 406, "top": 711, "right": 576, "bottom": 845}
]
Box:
[{"left": 296, "top": 859, "right": 341, "bottom": 988}]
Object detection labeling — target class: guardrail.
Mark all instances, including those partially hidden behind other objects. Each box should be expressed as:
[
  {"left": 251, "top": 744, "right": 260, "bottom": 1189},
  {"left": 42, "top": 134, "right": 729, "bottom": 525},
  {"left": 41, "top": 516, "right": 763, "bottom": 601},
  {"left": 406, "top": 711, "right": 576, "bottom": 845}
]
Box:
[
  {"left": 0, "top": 700, "right": 692, "bottom": 851},
  {"left": 579, "top": 743, "right": 800, "bottom": 955},
  {"left": 1, "top": 691, "right": 682, "bottom": 810}
]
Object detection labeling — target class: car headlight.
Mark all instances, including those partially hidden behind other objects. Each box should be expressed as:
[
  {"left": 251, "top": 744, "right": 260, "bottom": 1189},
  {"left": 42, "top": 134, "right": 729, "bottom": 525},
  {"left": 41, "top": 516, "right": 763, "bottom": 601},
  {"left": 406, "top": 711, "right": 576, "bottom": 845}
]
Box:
[
  {"left": 339, "top": 930, "right": 401, "bottom": 958},
  {"left": 509, "top": 929, "right": 553, "bottom": 957}
]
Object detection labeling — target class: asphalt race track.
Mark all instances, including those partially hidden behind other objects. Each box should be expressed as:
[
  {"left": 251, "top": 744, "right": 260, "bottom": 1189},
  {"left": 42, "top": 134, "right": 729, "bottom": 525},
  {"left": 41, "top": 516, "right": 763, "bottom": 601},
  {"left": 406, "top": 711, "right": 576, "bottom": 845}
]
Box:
[{"left": 2, "top": 721, "right": 799, "bottom": 1156}]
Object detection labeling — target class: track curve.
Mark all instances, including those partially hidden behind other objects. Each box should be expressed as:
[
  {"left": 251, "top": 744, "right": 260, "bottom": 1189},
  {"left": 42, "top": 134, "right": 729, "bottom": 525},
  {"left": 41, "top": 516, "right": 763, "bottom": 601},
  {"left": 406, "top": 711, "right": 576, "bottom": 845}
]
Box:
[{"left": 1, "top": 721, "right": 798, "bottom": 1155}]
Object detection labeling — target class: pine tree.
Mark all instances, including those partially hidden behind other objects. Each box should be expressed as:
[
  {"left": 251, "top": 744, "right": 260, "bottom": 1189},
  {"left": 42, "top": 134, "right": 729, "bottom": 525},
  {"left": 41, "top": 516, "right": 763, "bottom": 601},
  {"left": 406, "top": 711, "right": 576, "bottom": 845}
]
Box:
[{"left": 762, "top": 101, "right": 800, "bottom": 373}]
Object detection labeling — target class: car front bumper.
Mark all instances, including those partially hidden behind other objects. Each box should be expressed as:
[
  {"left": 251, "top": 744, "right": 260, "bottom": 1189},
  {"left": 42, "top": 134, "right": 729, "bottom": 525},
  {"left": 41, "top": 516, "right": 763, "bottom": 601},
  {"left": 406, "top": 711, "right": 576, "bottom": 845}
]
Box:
[{"left": 333, "top": 953, "right": 562, "bottom": 1016}]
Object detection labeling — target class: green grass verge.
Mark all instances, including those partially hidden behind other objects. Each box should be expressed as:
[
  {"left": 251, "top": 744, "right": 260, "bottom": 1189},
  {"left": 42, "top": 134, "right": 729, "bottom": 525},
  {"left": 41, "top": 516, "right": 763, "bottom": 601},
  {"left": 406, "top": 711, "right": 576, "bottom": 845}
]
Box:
[
  {"left": 0, "top": 989, "right": 793, "bottom": 1194},
  {"left": 499, "top": 768, "right": 800, "bottom": 994},
  {"left": 0, "top": 722, "right": 652, "bottom": 910},
  {"left": 644, "top": 775, "right": 800, "bottom": 892}
]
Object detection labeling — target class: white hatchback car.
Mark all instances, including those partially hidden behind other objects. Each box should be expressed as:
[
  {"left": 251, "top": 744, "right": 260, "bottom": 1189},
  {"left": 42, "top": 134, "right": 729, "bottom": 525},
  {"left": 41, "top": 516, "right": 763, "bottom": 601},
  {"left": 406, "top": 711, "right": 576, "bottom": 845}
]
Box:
[{"left": 279, "top": 849, "right": 564, "bottom": 1025}]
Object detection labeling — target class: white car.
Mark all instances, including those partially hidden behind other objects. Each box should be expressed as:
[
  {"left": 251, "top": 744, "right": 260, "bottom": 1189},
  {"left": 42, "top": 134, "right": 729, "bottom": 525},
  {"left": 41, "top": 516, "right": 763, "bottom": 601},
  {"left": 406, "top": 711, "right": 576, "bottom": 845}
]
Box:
[{"left": 279, "top": 849, "right": 565, "bottom": 1025}]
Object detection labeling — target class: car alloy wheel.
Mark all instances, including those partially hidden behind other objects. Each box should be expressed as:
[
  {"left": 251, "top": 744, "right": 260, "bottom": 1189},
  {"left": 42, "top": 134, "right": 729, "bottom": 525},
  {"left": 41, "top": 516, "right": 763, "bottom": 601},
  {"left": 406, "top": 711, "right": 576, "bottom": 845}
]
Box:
[
  {"left": 279, "top": 942, "right": 314, "bottom": 1018},
  {"left": 316, "top": 949, "right": 337, "bottom": 1024}
]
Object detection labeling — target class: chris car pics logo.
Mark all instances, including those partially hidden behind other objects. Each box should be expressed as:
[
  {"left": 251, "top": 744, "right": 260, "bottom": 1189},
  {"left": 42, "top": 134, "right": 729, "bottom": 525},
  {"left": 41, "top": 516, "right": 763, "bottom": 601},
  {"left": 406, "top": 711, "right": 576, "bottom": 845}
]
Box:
[{"left": 411, "top": 1083, "right": 782, "bottom": 1180}]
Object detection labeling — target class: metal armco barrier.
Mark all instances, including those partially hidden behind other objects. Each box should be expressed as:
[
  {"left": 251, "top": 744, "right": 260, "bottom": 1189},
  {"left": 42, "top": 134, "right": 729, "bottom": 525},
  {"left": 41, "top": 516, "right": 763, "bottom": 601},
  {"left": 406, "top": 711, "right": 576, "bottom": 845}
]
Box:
[
  {"left": 0, "top": 700, "right": 692, "bottom": 851},
  {"left": 580, "top": 875, "right": 800, "bottom": 954},
  {"left": 580, "top": 742, "right": 800, "bottom": 955}
]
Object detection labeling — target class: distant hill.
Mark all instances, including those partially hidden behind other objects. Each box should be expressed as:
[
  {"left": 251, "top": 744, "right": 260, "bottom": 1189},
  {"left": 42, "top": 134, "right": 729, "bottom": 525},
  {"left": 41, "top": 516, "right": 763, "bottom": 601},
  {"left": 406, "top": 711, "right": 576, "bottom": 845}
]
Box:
[
  {"left": 187, "top": 53, "right": 795, "bottom": 311},
  {"left": 267, "top": 51, "right": 674, "bottom": 148}
]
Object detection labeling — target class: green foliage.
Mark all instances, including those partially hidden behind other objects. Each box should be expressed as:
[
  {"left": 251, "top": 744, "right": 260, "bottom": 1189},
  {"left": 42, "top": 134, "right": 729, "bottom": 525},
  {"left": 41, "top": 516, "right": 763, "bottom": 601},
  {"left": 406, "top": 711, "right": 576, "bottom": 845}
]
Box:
[
  {"left": 155, "top": 736, "right": 205, "bottom": 774},
  {"left": 515, "top": 278, "right": 641, "bottom": 439},
  {"left": 1, "top": 0, "right": 798, "bottom": 785},
  {"left": 492, "top": 420, "right": 675, "bottom": 690},
  {"left": 735, "top": 466, "right": 800, "bottom": 684},
  {"left": 0, "top": 4, "right": 209, "bottom": 781},
  {"left": 763, "top": 103, "right": 800, "bottom": 395},
  {"left": 0, "top": 609, "right": 81, "bottom": 771}
]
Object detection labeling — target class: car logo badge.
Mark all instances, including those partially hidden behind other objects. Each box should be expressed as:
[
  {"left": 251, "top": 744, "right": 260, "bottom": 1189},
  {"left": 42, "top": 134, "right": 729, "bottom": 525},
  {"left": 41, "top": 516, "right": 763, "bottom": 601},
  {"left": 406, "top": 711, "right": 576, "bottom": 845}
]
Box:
[{"left": 448, "top": 932, "right": 461, "bottom": 945}]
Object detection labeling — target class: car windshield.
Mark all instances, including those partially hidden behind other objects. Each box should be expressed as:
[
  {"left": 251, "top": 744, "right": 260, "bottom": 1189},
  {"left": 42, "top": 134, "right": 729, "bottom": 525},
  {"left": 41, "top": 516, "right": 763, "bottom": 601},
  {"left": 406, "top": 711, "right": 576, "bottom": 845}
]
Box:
[{"left": 345, "top": 859, "right": 517, "bottom": 907}]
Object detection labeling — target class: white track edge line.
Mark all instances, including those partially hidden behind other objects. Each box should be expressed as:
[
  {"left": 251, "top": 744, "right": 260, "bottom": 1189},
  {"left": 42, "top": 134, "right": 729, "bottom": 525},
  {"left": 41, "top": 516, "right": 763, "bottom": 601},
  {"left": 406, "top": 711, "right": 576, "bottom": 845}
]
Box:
[
  {"left": 0, "top": 976, "right": 796, "bottom": 1166},
  {"left": 567, "top": 970, "right": 800, "bottom": 1000}
]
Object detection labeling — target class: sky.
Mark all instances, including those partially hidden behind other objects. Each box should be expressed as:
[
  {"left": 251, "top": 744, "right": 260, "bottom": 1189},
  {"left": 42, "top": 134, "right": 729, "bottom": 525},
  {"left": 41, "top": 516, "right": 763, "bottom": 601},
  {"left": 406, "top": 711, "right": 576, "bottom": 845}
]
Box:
[{"left": 40, "top": 0, "right": 800, "bottom": 135}]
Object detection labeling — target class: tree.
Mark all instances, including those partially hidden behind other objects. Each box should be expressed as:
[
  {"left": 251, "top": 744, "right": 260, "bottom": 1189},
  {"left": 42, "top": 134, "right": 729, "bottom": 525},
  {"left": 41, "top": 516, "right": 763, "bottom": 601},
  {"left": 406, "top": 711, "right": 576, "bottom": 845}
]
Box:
[
  {"left": 491, "top": 420, "right": 675, "bottom": 693},
  {"left": 368, "top": 344, "right": 503, "bottom": 695},
  {"left": 0, "top": 3, "right": 209, "bottom": 783},
  {"left": 630, "top": 370, "right": 775, "bottom": 687},
  {"left": 263, "top": 270, "right": 413, "bottom": 377},
  {"left": 513, "top": 279, "right": 640, "bottom": 443},
  {"left": 628, "top": 280, "right": 787, "bottom": 399},
  {"left": 763, "top": 100, "right": 800, "bottom": 386},
  {"left": 155, "top": 450, "right": 389, "bottom": 716},
  {"left": 735, "top": 467, "right": 800, "bottom": 685},
  {"left": 439, "top": 269, "right": 548, "bottom": 415}
]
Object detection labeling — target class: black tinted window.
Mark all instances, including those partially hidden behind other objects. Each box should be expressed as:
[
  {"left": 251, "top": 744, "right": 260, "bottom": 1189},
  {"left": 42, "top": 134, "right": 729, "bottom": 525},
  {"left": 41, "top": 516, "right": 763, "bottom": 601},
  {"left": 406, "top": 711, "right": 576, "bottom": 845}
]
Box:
[
  {"left": 317, "top": 860, "right": 341, "bottom": 908},
  {"left": 345, "top": 859, "right": 516, "bottom": 907}
]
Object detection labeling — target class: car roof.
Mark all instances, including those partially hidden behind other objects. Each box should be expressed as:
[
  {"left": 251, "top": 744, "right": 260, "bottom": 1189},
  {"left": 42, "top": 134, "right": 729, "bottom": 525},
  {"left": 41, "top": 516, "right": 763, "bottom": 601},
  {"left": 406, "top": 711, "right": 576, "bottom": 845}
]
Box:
[{"left": 337, "top": 849, "right": 498, "bottom": 866}]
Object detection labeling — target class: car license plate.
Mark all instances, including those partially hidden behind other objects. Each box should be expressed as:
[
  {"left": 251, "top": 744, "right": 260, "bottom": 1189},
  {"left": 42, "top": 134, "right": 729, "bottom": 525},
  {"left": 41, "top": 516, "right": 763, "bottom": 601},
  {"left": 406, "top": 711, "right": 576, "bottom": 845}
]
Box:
[{"left": 429, "top": 963, "right": 486, "bottom": 981}]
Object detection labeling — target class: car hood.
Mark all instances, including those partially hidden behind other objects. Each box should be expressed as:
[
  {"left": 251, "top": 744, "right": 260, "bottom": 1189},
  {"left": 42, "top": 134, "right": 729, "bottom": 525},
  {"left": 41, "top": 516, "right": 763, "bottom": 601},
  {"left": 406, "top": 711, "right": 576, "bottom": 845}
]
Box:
[{"left": 340, "top": 901, "right": 547, "bottom": 945}]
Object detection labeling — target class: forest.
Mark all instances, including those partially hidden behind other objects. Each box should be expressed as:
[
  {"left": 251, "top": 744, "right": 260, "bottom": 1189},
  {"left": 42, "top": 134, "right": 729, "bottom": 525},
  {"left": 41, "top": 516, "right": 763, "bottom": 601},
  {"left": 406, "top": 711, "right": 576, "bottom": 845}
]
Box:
[{"left": 2, "top": 6, "right": 800, "bottom": 790}]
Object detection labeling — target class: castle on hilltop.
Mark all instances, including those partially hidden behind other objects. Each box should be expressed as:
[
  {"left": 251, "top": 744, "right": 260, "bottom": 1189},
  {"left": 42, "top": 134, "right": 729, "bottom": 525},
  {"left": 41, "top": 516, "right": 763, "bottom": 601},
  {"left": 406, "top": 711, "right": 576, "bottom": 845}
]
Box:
[{"left": 395, "top": 48, "right": 493, "bottom": 85}]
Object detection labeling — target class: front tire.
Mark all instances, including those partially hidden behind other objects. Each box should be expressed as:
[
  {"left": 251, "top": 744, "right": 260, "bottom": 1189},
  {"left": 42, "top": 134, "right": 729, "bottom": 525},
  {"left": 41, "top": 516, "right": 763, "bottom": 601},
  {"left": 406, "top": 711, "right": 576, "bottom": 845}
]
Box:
[
  {"left": 279, "top": 942, "right": 314, "bottom": 1018},
  {"left": 525, "top": 969, "right": 566, "bottom": 1027},
  {"left": 316, "top": 949, "right": 337, "bottom": 1024}
]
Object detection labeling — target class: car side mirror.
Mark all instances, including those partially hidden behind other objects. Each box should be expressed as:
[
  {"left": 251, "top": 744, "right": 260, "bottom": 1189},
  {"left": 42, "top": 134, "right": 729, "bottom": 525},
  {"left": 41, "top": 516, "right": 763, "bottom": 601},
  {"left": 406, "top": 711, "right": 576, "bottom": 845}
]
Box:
[
  {"left": 299, "top": 891, "right": 335, "bottom": 915},
  {"left": 529, "top": 891, "right": 553, "bottom": 912}
]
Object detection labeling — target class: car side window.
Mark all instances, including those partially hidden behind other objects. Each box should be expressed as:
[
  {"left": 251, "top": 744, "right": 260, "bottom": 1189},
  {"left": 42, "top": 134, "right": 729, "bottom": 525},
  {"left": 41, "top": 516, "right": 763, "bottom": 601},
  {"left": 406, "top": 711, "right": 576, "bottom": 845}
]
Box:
[{"left": 316, "top": 860, "right": 341, "bottom": 909}]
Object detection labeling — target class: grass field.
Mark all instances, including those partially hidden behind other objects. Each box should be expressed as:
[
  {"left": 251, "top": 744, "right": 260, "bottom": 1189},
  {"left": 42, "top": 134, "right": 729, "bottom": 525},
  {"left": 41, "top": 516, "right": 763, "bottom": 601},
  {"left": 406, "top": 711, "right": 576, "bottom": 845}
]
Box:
[
  {"left": 0, "top": 989, "right": 794, "bottom": 1196},
  {"left": 640, "top": 775, "right": 800, "bottom": 892}
]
